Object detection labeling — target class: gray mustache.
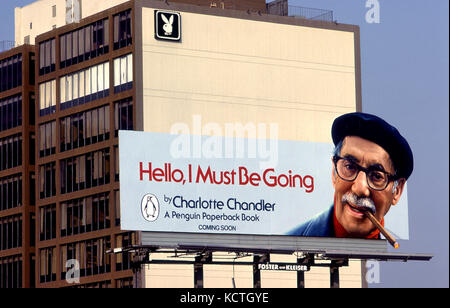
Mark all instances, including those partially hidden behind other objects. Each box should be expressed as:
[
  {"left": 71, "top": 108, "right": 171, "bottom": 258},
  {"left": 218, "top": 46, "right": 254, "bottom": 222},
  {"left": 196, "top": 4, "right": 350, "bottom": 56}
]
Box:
[{"left": 342, "top": 192, "right": 376, "bottom": 214}]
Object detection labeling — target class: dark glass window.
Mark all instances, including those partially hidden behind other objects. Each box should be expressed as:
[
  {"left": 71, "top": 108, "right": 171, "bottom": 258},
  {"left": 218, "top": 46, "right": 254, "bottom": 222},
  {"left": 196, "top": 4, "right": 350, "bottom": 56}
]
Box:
[
  {"left": 60, "top": 105, "right": 110, "bottom": 152},
  {"left": 0, "top": 255, "right": 23, "bottom": 288},
  {"left": 61, "top": 192, "right": 110, "bottom": 237},
  {"left": 39, "top": 204, "right": 56, "bottom": 241},
  {"left": 0, "top": 54, "right": 22, "bottom": 93},
  {"left": 39, "top": 38, "right": 56, "bottom": 75},
  {"left": 60, "top": 148, "right": 110, "bottom": 195},
  {"left": 60, "top": 18, "right": 109, "bottom": 69},
  {"left": 114, "top": 97, "right": 133, "bottom": 137},
  {"left": 0, "top": 215, "right": 22, "bottom": 251},
  {"left": 114, "top": 9, "right": 132, "bottom": 50},
  {"left": 0, "top": 94, "right": 22, "bottom": 133},
  {"left": 60, "top": 237, "right": 111, "bottom": 279},
  {"left": 0, "top": 134, "right": 22, "bottom": 171},
  {"left": 39, "top": 121, "right": 56, "bottom": 157},
  {"left": 0, "top": 174, "right": 23, "bottom": 212},
  {"left": 39, "top": 162, "right": 56, "bottom": 199}
]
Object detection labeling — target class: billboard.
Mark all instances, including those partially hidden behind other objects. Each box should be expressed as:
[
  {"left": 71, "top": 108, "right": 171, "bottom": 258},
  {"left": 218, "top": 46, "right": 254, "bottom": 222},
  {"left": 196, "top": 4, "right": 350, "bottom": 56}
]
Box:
[{"left": 119, "top": 130, "right": 409, "bottom": 240}]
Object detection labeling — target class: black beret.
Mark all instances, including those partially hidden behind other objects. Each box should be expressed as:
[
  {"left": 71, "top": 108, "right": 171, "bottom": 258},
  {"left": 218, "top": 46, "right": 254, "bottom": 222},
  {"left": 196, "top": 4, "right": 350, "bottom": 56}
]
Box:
[{"left": 332, "top": 112, "right": 413, "bottom": 180}]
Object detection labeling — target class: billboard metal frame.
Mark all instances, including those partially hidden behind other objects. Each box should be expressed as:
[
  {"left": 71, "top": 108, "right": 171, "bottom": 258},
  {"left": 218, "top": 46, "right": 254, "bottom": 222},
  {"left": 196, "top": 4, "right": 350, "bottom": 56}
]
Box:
[{"left": 109, "top": 232, "right": 433, "bottom": 288}]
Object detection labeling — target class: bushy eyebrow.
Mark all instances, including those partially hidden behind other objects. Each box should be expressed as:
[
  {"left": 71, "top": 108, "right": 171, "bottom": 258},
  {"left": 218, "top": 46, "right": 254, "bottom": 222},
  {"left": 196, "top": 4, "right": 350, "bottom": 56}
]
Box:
[
  {"left": 342, "top": 154, "right": 359, "bottom": 163},
  {"left": 341, "top": 154, "right": 389, "bottom": 173}
]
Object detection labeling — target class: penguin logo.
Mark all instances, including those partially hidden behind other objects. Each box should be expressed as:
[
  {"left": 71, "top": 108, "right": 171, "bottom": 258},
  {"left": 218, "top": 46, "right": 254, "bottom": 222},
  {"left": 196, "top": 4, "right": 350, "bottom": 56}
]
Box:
[{"left": 141, "top": 194, "right": 160, "bottom": 222}]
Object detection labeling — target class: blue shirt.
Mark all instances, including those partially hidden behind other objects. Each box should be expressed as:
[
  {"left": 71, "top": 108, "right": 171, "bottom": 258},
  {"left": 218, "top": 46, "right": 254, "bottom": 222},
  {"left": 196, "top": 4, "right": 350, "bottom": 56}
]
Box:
[{"left": 286, "top": 205, "right": 335, "bottom": 237}]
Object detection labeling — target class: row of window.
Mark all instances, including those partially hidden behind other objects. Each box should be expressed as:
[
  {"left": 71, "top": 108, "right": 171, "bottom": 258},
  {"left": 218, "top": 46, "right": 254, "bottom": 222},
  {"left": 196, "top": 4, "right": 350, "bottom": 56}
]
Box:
[
  {"left": 0, "top": 54, "right": 22, "bottom": 93},
  {"left": 39, "top": 99, "right": 131, "bottom": 158},
  {"left": 60, "top": 105, "right": 110, "bottom": 152},
  {"left": 39, "top": 149, "right": 121, "bottom": 201},
  {"left": 0, "top": 255, "right": 23, "bottom": 288},
  {"left": 41, "top": 236, "right": 111, "bottom": 283},
  {"left": 0, "top": 215, "right": 22, "bottom": 251},
  {"left": 0, "top": 174, "right": 23, "bottom": 212},
  {"left": 61, "top": 192, "right": 110, "bottom": 237},
  {"left": 0, "top": 94, "right": 22, "bottom": 133},
  {"left": 60, "top": 61, "right": 109, "bottom": 110},
  {"left": 60, "top": 19, "right": 109, "bottom": 70},
  {"left": 38, "top": 53, "right": 133, "bottom": 116},
  {"left": 0, "top": 134, "right": 22, "bottom": 172},
  {"left": 38, "top": 8, "right": 132, "bottom": 75},
  {"left": 60, "top": 148, "right": 110, "bottom": 195}
]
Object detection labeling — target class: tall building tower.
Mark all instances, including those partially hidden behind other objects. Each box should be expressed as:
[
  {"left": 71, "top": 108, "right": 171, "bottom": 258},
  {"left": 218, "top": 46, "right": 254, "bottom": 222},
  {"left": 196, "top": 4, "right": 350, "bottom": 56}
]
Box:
[
  {"left": 7, "top": 0, "right": 364, "bottom": 288},
  {"left": 0, "top": 44, "right": 36, "bottom": 288}
]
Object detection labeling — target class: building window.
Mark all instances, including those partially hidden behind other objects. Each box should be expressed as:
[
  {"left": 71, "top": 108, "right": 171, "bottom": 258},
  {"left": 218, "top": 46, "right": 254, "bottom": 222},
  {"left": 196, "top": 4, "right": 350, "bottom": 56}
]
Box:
[
  {"left": 61, "top": 192, "right": 110, "bottom": 237},
  {"left": 0, "top": 94, "right": 22, "bottom": 133},
  {"left": 29, "top": 133, "right": 36, "bottom": 165},
  {"left": 115, "top": 232, "right": 136, "bottom": 271},
  {"left": 60, "top": 105, "right": 110, "bottom": 152},
  {"left": 60, "top": 237, "right": 111, "bottom": 279},
  {"left": 60, "top": 148, "right": 110, "bottom": 194},
  {"left": 52, "top": 5, "right": 56, "bottom": 18},
  {"left": 60, "top": 18, "right": 109, "bottom": 69},
  {"left": 39, "top": 204, "right": 56, "bottom": 241},
  {"left": 60, "top": 62, "right": 109, "bottom": 110},
  {"left": 39, "top": 80, "right": 56, "bottom": 116},
  {"left": 113, "top": 54, "right": 132, "bottom": 93},
  {"left": 0, "top": 174, "right": 23, "bottom": 212},
  {"left": 39, "top": 38, "right": 56, "bottom": 75},
  {"left": 113, "top": 9, "right": 132, "bottom": 50},
  {"left": 114, "top": 190, "right": 120, "bottom": 226},
  {"left": 0, "top": 255, "right": 23, "bottom": 288},
  {"left": 0, "top": 134, "right": 22, "bottom": 172},
  {"left": 39, "top": 247, "right": 56, "bottom": 283},
  {"left": 0, "top": 215, "right": 22, "bottom": 251},
  {"left": 30, "top": 173, "right": 36, "bottom": 206},
  {"left": 39, "top": 162, "right": 56, "bottom": 199},
  {"left": 0, "top": 54, "right": 22, "bottom": 93},
  {"left": 39, "top": 121, "right": 56, "bottom": 157},
  {"left": 114, "top": 97, "right": 133, "bottom": 136}
]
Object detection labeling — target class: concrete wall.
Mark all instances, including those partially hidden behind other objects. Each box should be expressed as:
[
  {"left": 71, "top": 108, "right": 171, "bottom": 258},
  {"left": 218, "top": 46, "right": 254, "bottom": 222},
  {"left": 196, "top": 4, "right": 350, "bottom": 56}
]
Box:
[{"left": 140, "top": 7, "right": 357, "bottom": 143}]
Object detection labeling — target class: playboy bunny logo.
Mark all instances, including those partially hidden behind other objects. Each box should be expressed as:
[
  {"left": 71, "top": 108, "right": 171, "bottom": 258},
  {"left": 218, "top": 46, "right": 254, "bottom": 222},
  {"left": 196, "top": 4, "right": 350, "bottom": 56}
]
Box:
[
  {"left": 161, "top": 14, "right": 174, "bottom": 35},
  {"left": 155, "top": 10, "right": 181, "bottom": 41}
]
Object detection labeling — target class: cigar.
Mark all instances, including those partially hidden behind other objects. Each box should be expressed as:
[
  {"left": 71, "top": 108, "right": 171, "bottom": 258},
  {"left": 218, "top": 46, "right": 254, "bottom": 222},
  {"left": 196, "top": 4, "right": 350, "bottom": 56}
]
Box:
[{"left": 364, "top": 211, "right": 399, "bottom": 249}]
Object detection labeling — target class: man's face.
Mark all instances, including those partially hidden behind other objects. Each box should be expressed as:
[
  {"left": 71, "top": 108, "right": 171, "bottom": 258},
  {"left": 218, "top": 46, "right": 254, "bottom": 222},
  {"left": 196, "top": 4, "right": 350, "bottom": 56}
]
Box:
[{"left": 332, "top": 136, "right": 405, "bottom": 237}]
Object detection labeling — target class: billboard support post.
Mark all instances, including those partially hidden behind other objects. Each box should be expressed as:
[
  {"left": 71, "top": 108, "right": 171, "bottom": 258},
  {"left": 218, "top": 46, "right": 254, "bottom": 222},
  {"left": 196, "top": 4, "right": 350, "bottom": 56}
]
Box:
[
  {"left": 194, "top": 252, "right": 212, "bottom": 288},
  {"left": 253, "top": 254, "right": 269, "bottom": 288}
]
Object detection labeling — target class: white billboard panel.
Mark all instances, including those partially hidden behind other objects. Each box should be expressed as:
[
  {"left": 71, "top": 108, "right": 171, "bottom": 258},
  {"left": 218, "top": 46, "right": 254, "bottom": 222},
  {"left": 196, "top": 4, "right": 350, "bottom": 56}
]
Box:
[{"left": 119, "top": 131, "right": 408, "bottom": 240}]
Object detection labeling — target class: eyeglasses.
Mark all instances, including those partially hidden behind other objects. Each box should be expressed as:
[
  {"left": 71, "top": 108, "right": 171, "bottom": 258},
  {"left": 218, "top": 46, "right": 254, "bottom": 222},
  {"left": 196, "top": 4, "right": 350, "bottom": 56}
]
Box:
[{"left": 333, "top": 155, "right": 397, "bottom": 191}]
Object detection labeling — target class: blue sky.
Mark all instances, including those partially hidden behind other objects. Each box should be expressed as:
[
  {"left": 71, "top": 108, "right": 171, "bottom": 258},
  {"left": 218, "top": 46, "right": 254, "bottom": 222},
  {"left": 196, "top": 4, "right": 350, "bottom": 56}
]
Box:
[{"left": 1, "top": 0, "right": 448, "bottom": 287}]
